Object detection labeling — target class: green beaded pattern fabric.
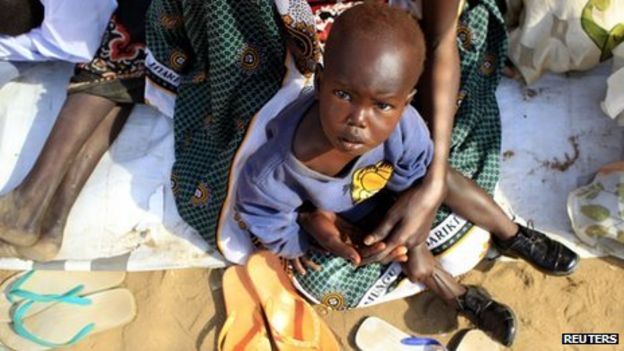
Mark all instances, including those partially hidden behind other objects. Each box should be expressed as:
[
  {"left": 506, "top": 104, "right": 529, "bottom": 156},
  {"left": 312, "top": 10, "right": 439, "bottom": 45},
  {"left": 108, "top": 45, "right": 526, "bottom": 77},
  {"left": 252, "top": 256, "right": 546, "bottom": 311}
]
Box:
[{"left": 146, "top": 0, "right": 318, "bottom": 249}]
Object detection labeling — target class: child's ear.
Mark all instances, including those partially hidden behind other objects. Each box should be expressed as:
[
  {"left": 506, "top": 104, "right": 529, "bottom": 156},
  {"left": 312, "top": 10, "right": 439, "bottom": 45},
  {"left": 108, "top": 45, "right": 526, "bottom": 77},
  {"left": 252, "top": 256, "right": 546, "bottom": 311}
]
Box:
[
  {"left": 405, "top": 89, "right": 417, "bottom": 105},
  {"left": 314, "top": 64, "right": 324, "bottom": 98}
]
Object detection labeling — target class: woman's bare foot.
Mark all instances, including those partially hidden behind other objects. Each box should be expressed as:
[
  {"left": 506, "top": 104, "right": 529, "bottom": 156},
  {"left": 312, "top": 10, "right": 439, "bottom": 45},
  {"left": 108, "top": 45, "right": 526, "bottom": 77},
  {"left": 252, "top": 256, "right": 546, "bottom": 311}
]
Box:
[
  {"left": 0, "top": 203, "right": 65, "bottom": 261},
  {"left": 0, "top": 191, "right": 42, "bottom": 246},
  {"left": 16, "top": 214, "right": 64, "bottom": 261},
  {"left": 11, "top": 104, "right": 132, "bottom": 261},
  {"left": 0, "top": 95, "right": 119, "bottom": 247}
]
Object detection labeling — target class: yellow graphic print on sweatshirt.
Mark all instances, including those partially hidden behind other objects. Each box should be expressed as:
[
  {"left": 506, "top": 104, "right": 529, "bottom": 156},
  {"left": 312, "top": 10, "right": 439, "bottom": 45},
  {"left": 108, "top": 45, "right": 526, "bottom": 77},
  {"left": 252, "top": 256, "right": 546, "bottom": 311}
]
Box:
[{"left": 351, "top": 161, "right": 394, "bottom": 204}]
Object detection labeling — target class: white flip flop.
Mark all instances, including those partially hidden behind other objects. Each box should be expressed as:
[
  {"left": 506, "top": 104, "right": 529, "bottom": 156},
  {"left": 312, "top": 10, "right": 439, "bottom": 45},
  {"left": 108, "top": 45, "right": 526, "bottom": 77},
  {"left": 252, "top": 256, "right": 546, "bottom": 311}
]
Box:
[
  {"left": 453, "top": 330, "right": 500, "bottom": 351},
  {"left": 0, "top": 288, "right": 136, "bottom": 351},
  {"left": 0, "top": 270, "right": 126, "bottom": 322},
  {"left": 355, "top": 316, "right": 447, "bottom": 351}
]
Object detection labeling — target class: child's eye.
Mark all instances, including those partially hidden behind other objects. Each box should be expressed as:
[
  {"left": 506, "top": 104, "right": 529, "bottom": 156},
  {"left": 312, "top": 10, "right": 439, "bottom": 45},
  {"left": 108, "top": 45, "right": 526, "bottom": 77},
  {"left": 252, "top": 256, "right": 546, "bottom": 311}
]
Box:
[
  {"left": 334, "top": 90, "right": 351, "bottom": 101},
  {"left": 375, "top": 102, "right": 392, "bottom": 111}
]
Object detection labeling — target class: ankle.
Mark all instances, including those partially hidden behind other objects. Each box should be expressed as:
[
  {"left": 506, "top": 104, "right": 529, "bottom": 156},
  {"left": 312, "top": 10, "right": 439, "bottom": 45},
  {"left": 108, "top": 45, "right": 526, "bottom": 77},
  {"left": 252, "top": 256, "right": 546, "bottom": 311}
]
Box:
[
  {"left": 492, "top": 223, "right": 520, "bottom": 243},
  {"left": 443, "top": 285, "right": 468, "bottom": 310},
  {"left": 7, "top": 188, "right": 39, "bottom": 213}
]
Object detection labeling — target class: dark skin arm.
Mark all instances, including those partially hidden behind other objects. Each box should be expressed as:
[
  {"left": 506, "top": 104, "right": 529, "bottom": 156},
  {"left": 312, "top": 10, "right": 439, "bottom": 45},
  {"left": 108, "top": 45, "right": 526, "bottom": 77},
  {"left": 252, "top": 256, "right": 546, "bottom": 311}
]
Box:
[{"left": 362, "top": 0, "right": 461, "bottom": 264}]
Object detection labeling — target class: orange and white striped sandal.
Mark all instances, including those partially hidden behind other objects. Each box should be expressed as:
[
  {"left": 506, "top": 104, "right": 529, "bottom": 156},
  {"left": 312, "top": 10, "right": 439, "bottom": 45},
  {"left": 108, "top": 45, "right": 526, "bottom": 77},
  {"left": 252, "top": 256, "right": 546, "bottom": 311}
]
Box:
[
  {"left": 246, "top": 251, "right": 340, "bottom": 351},
  {"left": 218, "top": 265, "right": 272, "bottom": 351}
]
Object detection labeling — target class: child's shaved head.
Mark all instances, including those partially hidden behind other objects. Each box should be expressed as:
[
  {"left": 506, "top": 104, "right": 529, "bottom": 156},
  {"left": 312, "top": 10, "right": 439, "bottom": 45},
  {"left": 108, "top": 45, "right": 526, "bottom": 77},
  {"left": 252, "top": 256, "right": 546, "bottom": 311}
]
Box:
[{"left": 324, "top": 2, "right": 426, "bottom": 87}]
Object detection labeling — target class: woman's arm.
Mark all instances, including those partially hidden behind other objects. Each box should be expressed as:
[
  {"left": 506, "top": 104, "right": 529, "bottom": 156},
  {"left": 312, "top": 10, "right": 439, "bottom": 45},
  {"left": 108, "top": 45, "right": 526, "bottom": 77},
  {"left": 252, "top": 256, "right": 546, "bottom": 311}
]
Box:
[
  {"left": 361, "top": 0, "right": 462, "bottom": 263},
  {"left": 415, "top": 0, "right": 461, "bottom": 203}
]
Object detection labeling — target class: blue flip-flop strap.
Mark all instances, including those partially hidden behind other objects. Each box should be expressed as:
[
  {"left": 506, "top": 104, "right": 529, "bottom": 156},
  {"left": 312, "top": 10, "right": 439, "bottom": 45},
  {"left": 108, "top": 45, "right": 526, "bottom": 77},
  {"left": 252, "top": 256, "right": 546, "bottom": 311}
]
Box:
[
  {"left": 9, "top": 285, "right": 89, "bottom": 305},
  {"left": 401, "top": 336, "right": 443, "bottom": 346},
  {"left": 6, "top": 270, "right": 36, "bottom": 303},
  {"left": 7, "top": 271, "right": 88, "bottom": 305},
  {"left": 6, "top": 271, "right": 96, "bottom": 348},
  {"left": 12, "top": 290, "right": 95, "bottom": 348}
]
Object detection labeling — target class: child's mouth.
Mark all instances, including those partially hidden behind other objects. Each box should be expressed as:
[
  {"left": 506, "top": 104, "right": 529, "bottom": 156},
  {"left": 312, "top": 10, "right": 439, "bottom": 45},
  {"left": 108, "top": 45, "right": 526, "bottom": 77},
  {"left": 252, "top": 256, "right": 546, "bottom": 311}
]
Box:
[{"left": 338, "top": 136, "right": 364, "bottom": 151}]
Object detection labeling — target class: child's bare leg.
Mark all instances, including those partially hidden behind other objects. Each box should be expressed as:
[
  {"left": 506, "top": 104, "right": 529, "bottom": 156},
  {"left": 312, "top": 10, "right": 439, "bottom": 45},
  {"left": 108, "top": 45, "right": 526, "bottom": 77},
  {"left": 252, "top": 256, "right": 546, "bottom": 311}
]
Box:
[
  {"left": 0, "top": 93, "right": 117, "bottom": 246},
  {"left": 405, "top": 244, "right": 515, "bottom": 345},
  {"left": 15, "top": 105, "right": 132, "bottom": 261},
  {"left": 405, "top": 243, "right": 466, "bottom": 300},
  {"left": 444, "top": 168, "right": 517, "bottom": 240},
  {"left": 444, "top": 167, "right": 578, "bottom": 275}
]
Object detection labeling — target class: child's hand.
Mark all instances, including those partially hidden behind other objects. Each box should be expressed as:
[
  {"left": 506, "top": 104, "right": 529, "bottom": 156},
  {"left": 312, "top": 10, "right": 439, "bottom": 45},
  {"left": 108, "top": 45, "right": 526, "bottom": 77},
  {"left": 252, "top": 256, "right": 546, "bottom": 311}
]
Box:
[
  {"left": 298, "top": 209, "right": 408, "bottom": 266},
  {"left": 402, "top": 243, "right": 438, "bottom": 283},
  {"left": 290, "top": 254, "right": 322, "bottom": 276},
  {"left": 298, "top": 209, "right": 363, "bottom": 265},
  {"left": 297, "top": 209, "right": 407, "bottom": 266}
]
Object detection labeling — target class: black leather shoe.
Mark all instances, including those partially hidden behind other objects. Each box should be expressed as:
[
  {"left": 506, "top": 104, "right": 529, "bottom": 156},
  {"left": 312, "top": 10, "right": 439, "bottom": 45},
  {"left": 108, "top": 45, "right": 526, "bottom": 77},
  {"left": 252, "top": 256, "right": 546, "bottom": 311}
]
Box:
[
  {"left": 493, "top": 223, "right": 579, "bottom": 276},
  {"left": 457, "top": 286, "right": 516, "bottom": 347}
]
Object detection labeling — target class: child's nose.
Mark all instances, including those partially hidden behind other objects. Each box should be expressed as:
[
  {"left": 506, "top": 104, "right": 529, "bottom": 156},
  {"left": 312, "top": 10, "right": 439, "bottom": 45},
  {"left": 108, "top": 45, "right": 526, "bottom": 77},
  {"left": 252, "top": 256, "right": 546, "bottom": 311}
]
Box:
[{"left": 347, "top": 105, "right": 367, "bottom": 128}]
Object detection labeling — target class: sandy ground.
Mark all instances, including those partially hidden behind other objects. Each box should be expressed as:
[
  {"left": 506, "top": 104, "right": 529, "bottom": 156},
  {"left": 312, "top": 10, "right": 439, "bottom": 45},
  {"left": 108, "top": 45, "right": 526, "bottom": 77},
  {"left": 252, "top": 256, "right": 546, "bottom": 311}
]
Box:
[{"left": 0, "top": 256, "right": 611, "bottom": 351}]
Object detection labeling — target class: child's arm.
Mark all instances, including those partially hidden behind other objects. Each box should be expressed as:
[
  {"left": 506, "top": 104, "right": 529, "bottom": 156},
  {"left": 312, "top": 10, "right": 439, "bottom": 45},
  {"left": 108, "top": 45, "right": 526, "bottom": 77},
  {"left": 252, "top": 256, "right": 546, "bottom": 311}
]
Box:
[
  {"left": 362, "top": 184, "right": 438, "bottom": 265},
  {"left": 354, "top": 108, "right": 434, "bottom": 265},
  {"left": 236, "top": 175, "right": 310, "bottom": 259}
]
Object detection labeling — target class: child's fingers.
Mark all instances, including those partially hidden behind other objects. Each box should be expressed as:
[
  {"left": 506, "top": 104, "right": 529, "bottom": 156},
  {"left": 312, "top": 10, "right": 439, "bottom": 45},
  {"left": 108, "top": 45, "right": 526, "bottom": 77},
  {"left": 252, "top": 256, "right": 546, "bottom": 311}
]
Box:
[
  {"left": 291, "top": 258, "right": 307, "bottom": 275},
  {"left": 322, "top": 234, "right": 362, "bottom": 266},
  {"left": 302, "top": 256, "right": 322, "bottom": 272},
  {"left": 335, "top": 216, "right": 364, "bottom": 239},
  {"left": 396, "top": 255, "right": 408, "bottom": 263},
  {"left": 358, "top": 242, "right": 387, "bottom": 265}
]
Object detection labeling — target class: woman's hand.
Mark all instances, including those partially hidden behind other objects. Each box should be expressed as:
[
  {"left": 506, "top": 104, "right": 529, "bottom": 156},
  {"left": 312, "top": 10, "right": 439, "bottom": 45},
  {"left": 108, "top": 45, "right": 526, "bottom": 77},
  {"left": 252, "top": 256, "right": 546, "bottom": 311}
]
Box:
[{"left": 360, "top": 173, "right": 447, "bottom": 265}]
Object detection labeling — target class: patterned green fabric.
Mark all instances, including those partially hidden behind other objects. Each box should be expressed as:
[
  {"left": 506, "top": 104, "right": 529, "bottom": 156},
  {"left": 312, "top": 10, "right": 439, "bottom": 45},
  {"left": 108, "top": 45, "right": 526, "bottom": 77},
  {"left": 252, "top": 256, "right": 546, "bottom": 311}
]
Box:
[
  {"left": 432, "top": 0, "right": 508, "bottom": 225},
  {"left": 147, "top": 1, "right": 300, "bottom": 248},
  {"left": 295, "top": 0, "right": 508, "bottom": 309}
]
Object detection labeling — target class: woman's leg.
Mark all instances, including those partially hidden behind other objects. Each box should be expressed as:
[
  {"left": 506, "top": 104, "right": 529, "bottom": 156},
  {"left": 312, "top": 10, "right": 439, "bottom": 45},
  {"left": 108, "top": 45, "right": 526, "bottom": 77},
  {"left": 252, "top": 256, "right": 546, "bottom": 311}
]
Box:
[
  {"left": 17, "top": 104, "right": 132, "bottom": 261},
  {"left": 0, "top": 93, "right": 118, "bottom": 246}
]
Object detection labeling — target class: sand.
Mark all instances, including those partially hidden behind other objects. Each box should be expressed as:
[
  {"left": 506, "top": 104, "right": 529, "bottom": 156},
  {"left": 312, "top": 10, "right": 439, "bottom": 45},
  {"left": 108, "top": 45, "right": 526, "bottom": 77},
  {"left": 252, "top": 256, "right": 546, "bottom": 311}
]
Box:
[{"left": 0, "top": 256, "right": 599, "bottom": 350}]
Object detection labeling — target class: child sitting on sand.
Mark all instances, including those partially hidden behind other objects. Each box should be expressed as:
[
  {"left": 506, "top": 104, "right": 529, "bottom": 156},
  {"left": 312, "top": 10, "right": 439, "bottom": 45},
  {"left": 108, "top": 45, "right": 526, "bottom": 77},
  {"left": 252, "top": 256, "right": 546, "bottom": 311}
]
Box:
[{"left": 233, "top": 3, "right": 578, "bottom": 346}]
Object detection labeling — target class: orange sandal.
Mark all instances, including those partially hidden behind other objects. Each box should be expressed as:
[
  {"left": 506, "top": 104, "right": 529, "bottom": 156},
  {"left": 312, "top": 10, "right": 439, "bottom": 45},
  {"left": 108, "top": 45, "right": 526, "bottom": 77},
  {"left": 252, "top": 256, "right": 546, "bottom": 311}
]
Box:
[
  {"left": 218, "top": 265, "right": 272, "bottom": 351},
  {"left": 246, "top": 251, "right": 340, "bottom": 351}
]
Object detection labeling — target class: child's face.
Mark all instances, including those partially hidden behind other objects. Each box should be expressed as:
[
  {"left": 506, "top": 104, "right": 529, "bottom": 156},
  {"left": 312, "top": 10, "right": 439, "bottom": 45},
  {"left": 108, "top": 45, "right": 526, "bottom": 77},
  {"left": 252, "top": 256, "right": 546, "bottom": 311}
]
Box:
[{"left": 316, "top": 38, "right": 418, "bottom": 157}]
